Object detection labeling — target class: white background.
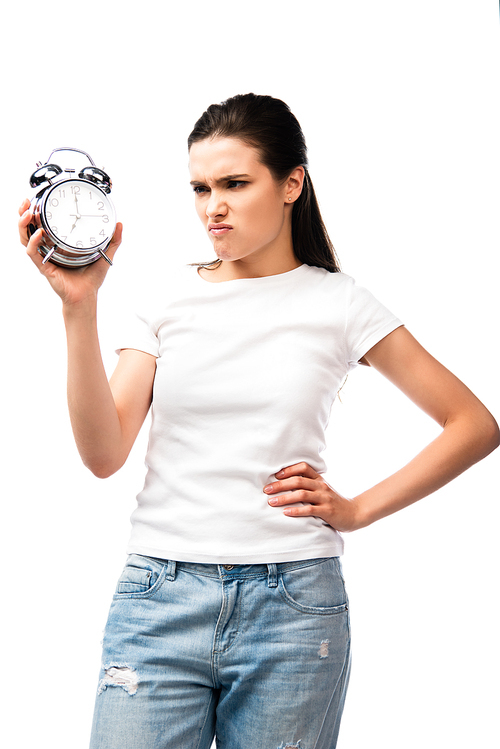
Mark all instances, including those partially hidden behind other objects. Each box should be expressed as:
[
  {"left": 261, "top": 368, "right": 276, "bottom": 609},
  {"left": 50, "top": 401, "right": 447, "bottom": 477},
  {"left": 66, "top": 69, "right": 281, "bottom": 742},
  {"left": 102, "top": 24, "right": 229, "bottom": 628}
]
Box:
[{"left": 1, "top": 1, "right": 499, "bottom": 747}]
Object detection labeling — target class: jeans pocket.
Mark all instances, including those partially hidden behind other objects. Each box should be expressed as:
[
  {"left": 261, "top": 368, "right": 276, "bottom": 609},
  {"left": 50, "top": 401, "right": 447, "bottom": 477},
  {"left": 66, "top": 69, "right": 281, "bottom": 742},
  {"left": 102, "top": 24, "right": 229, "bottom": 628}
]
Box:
[
  {"left": 278, "top": 558, "right": 348, "bottom": 615},
  {"left": 114, "top": 554, "right": 167, "bottom": 598}
]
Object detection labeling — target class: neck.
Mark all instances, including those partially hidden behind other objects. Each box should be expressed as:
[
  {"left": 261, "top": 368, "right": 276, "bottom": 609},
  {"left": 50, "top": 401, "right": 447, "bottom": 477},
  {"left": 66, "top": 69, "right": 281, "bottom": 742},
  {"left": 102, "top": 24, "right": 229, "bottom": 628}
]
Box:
[{"left": 199, "top": 246, "right": 301, "bottom": 283}]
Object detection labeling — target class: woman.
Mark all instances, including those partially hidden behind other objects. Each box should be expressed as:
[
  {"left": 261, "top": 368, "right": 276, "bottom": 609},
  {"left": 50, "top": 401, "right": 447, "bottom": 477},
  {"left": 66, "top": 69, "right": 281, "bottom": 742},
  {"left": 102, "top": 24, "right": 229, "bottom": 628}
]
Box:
[{"left": 18, "top": 93, "right": 499, "bottom": 749}]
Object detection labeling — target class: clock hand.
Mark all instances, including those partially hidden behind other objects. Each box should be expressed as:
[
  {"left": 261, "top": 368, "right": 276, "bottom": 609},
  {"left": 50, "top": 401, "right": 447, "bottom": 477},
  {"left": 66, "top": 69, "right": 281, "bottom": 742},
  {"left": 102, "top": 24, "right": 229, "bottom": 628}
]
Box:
[{"left": 68, "top": 212, "right": 81, "bottom": 233}]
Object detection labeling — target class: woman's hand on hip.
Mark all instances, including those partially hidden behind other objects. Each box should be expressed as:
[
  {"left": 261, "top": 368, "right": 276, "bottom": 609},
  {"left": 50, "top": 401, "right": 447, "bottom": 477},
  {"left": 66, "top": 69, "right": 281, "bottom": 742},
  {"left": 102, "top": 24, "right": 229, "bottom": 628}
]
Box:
[{"left": 264, "top": 462, "right": 360, "bottom": 532}]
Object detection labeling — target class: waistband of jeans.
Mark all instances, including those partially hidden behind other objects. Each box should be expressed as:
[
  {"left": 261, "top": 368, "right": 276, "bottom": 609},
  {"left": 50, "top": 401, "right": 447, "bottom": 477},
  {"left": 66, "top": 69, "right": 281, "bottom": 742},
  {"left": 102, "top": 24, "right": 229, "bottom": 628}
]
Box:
[{"left": 142, "top": 554, "right": 336, "bottom": 585}]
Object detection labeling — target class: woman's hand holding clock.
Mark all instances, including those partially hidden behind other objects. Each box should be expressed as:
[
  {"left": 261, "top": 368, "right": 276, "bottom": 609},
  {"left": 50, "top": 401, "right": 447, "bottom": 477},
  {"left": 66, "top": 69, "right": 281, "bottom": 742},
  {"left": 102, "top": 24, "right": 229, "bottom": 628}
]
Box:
[{"left": 18, "top": 198, "right": 123, "bottom": 309}]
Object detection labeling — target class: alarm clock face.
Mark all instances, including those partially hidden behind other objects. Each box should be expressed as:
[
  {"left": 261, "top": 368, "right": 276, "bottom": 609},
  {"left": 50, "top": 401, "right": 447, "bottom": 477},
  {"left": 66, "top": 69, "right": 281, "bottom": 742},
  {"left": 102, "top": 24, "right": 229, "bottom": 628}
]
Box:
[{"left": 42, "top": 179, "right": 115, "bottom": 250}]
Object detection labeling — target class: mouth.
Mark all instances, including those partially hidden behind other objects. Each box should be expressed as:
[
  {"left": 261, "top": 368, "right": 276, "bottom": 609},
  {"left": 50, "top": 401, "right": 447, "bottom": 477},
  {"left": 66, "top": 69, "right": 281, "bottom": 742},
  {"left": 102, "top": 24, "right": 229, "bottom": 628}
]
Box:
[{"left": 208, "top": 223, "right": 233, "bottom": 236}]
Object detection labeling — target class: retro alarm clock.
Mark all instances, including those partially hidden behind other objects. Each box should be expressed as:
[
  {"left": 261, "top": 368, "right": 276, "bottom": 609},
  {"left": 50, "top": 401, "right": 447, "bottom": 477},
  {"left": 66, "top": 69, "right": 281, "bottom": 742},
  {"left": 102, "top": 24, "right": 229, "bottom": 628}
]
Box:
[{"left": 27, "top": 147, "right": 116, "bottom": 268}]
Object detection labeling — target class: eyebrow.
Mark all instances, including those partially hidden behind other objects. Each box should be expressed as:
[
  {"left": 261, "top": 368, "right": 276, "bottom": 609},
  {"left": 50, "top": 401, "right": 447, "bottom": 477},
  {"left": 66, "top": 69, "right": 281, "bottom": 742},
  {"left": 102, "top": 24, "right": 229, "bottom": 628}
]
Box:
[{"left": 189, "top": 173, "right": 251, "bottom": 186}]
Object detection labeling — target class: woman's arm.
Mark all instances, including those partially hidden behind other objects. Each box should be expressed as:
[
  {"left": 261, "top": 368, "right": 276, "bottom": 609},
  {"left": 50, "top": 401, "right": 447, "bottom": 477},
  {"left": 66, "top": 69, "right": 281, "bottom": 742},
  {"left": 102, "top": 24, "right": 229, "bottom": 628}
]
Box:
[
  {"left": 19, "top": 200, "right": 156, "bottom": 479},
  {"left": 264, "top": 326, "right": 500, "bottom": 531},
  {"left": 65, "top": 305, "right": 156, "bottom": 477}
]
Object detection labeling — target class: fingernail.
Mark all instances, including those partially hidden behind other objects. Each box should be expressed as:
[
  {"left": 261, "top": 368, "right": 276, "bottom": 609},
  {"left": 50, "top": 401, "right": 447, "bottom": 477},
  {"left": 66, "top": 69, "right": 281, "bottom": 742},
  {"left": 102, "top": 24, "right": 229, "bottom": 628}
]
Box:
[
  {"left": 276, "top": 470, "right": 285, "bottom": 477},
  {"left": 268, "top": 498, "right": 279, "bottom": 506},
  {"left": 263, "top": 484, "right": 273, "bottom": 493}
]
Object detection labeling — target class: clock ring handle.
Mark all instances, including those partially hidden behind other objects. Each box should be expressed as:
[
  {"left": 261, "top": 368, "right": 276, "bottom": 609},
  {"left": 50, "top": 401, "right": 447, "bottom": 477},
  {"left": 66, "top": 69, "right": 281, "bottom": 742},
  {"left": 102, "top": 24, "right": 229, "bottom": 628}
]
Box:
[
  {"left": 30, "top": 163, "right": 63, "bottom": 188},
  {"left": 79, "top": 166, "right": 112, "bottom": 194},
  {"left": 45, "top": 147, "right": 96, "bottom": 166}
]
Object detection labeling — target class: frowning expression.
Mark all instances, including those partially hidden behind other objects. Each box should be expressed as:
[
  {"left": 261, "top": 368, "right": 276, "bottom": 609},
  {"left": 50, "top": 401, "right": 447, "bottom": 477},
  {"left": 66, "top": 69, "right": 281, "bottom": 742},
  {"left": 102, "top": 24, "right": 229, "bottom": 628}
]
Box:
[{"left": 189, "top": 137, "right": 294, "bottom": 267}]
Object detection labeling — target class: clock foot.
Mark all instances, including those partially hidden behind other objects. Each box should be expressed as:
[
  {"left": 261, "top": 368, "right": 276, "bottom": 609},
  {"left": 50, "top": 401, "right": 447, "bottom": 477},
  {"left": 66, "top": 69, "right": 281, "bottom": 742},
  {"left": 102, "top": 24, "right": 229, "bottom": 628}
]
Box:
[
  {"left": 41, "top": 246, "right": 57, "bottom": 264},
  {"left": 98, "top": 249, "right": 113, "bottom": 266}
]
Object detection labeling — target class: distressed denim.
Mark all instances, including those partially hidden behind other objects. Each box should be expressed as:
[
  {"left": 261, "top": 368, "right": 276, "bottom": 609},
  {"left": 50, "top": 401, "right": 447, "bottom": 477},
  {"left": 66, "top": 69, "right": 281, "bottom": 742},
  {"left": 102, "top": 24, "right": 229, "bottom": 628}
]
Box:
[{"left": 90, "top": 555, "right": 351, "bottom": 749}]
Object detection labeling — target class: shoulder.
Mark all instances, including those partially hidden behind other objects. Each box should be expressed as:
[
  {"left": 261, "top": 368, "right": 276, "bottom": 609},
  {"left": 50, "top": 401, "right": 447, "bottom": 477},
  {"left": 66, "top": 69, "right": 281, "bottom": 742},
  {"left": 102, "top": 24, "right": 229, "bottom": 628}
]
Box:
[
  {"left": 302, "top": 266, "right": 357, "bottom": 288},
  {"left": 133, "top": 264, "right": 200, "bottom": 325},
  {"left": 300, "top": 267, "right": 364, "bottom": 306}
]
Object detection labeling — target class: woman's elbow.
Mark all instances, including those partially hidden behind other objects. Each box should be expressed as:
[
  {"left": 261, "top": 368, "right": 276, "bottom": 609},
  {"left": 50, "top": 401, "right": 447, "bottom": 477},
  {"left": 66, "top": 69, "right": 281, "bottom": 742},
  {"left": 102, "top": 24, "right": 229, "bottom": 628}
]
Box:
[
  {"left": 446, "top": 403, "right": 500, "bottom": 466},
  {"left": 90, "top": 465, "right": 120, "bottom": 480},
  {"left": 83, "top": 454, "right": 126, "bottom": 479},
  {"left": 469, "top": 406, "right": 500, "bottom": 460},
  {"left": 482, "top": 411, "right": 500, "bottom": 455}
]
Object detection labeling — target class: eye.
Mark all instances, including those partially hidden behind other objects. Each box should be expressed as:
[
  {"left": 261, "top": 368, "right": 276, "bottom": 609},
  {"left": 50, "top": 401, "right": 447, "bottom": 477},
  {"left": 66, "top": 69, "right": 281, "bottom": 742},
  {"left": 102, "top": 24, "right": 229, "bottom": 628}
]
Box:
[
  {"left": 228, "top": 180, "right": 247, "bottom": 189},
  {"left": 192, "top": 185, "right": 208, "bottom": 195}
]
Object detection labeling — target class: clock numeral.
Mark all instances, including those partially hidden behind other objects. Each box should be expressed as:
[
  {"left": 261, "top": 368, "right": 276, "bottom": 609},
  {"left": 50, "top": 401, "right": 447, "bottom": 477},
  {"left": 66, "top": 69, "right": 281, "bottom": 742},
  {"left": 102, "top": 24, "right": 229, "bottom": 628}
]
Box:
[
  {"left": 46, "top": 211, "right": 52, "bottom": 220},
  {"left": 88, "top": 191, "right": 93, "bottom": 200},
  {"left": 76, "top": 241, "right": 84, "bottom": 248},
  {"left": 52, "top": 226, "right": 58, "bottom": 235},
  {"left": 99, "top": 230, "right": 106, "bottom": 237},
  {"left": 97, "top": 201, "right": 104, "bottom": 211},
  {"left": 60, "top": 236, "right": 67, "bottom": 242},
  {"left": 71, "top": 185, "right": 81, "bottom": 195},
  {"left": 102, "top": 215, "right": 109, "bottom": 223},
  {"left": 90, "top": 237, "right": 96, "bottom": 246},
  {"left": 50, "top": 198, "right": 59, "bottom": 207},
  {"left": 58, "top": 189, "right": 66, "bottom": 198}
]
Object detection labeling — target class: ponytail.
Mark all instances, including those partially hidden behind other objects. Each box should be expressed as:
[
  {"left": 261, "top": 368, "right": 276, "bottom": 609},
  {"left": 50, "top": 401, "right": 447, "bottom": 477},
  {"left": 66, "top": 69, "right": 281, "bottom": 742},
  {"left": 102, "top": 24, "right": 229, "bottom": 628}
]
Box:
[{"left": 292, "top": 170, "right": 340, "bottom": 272}]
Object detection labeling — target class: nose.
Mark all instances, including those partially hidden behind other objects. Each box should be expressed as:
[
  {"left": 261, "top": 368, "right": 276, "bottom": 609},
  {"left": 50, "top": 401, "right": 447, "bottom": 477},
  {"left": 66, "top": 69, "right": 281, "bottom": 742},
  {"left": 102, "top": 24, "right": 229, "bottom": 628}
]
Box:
[{"left": 206, "top": 189, "right": 227, "bottom": 220}]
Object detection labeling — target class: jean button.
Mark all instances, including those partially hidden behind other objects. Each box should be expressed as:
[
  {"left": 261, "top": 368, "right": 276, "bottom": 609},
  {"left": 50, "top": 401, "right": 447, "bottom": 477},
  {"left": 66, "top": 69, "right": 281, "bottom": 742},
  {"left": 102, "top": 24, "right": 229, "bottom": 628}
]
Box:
[{"left": 223, "top": 565, "right": 235, "bottom": 570}]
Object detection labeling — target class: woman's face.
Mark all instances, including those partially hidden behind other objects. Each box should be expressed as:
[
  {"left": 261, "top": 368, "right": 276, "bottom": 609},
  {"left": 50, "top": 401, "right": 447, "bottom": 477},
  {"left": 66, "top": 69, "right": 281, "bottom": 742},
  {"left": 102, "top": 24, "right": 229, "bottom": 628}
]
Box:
[{"left": 189, "top": 137, "right": 299, "bottom": 268}]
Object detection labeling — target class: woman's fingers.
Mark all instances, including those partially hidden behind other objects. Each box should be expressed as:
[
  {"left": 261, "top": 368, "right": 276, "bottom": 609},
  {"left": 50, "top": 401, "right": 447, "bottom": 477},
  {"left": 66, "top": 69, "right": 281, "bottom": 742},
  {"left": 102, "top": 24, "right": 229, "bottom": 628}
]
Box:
[
  {"left": 275, "top": 461, "right": 320, "bottom": 480},
  {"left": 103, "top": 222, "right": 123, "bottom": 262},
  {"left": 18, "top": 199, "right": 33, "bottom": 247},
  {"left": 25, "top": 228, "right": 49, "bottom": 272},
  {"left": 264, "top": 462, "right": 324, "bottom": 508},
  {"left": 264, "top": 474, "right": 319, "bottom": 502},
  {"left": 263, "top": 462, "right": 321, "bottom": 501},
  {"left": 18, "top": 198, "right": 30, "bottom": 216}
]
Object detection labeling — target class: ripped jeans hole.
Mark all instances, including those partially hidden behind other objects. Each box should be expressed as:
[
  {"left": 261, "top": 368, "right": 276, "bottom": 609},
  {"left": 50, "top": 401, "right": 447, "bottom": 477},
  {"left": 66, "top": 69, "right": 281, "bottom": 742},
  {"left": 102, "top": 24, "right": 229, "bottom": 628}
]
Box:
[
  {"left": 97, "top": 666, "right": 139, "bottom": 696},
  {"left": 318, "top": 639, "right": 330, "bottom": 659}
]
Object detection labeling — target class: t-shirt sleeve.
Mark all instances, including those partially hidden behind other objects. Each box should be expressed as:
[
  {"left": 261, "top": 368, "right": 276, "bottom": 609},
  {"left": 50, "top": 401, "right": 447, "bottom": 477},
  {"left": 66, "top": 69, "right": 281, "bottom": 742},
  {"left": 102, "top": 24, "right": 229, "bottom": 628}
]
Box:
[
  {"left": 115, "top": 307, "right": 160, "bottom": 357},
  {"left": 114, "top": 264, "right": 194, "bottom": 358},
  {"left": 344, "top": 277, "right": 403, "bottom": 367}
]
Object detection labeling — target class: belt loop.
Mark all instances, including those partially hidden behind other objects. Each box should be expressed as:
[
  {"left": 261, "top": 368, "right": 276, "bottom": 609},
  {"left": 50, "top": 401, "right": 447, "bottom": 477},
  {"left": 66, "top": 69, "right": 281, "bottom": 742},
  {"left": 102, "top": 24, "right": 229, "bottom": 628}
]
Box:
[
  {"left": 267, "top": 563, "right": 278, "bottom": 588},
  {"left": 165, "top": 560, "right": 177, "bottom": 581}
]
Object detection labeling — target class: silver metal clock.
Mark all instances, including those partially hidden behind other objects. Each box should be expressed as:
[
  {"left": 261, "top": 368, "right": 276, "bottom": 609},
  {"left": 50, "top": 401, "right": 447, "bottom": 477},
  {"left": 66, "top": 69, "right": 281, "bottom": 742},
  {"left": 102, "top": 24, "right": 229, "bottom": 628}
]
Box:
[{"left": 28, "top": 148, "right": 116, "bottom": 268}]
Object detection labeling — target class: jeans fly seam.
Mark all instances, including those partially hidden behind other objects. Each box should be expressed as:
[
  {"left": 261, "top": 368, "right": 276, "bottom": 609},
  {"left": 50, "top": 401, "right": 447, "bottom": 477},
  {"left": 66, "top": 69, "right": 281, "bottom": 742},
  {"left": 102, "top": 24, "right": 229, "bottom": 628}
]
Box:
[
  {"left": 210, "top": 588, "right": 225, "bottom": 686},
  {"left": 212, "top": 580, "right": 242, "bottom": 658}
]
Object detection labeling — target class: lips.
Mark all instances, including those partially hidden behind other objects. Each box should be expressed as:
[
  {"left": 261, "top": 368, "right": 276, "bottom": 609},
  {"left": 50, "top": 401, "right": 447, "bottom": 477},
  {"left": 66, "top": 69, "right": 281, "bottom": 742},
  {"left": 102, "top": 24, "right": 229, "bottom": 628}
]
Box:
[{"left": 208, "top": 223, "right": 233, "bottom": 236}]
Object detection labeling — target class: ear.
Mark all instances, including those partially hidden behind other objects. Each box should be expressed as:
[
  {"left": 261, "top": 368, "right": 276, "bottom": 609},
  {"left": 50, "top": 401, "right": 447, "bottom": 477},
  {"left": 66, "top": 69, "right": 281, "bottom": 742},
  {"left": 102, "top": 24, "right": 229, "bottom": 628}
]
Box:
[{"left": 284, "top": 166, "right": 305, "bottom": 204}]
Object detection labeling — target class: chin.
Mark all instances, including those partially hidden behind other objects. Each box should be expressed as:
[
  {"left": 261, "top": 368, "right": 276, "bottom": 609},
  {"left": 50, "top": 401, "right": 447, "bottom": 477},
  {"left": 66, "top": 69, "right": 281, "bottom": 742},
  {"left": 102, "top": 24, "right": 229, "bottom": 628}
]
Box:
[{"left": 214, "top": 248, "right": 235, "bottom": 261}]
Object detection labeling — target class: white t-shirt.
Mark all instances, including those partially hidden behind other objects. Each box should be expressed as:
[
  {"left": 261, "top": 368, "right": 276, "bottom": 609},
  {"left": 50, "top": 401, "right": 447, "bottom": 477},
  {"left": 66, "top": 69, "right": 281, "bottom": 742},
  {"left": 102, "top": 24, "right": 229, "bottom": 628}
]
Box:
[{"left": 117, "top": 264, "right": 402, "bottom": 564}]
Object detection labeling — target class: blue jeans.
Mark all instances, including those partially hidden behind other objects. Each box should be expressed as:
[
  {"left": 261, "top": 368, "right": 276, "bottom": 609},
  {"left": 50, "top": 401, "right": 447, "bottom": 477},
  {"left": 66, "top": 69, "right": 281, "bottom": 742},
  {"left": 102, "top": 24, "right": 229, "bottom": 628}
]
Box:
[{"left": 90, "top": 555, "right": 351, "bottom": 749}]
